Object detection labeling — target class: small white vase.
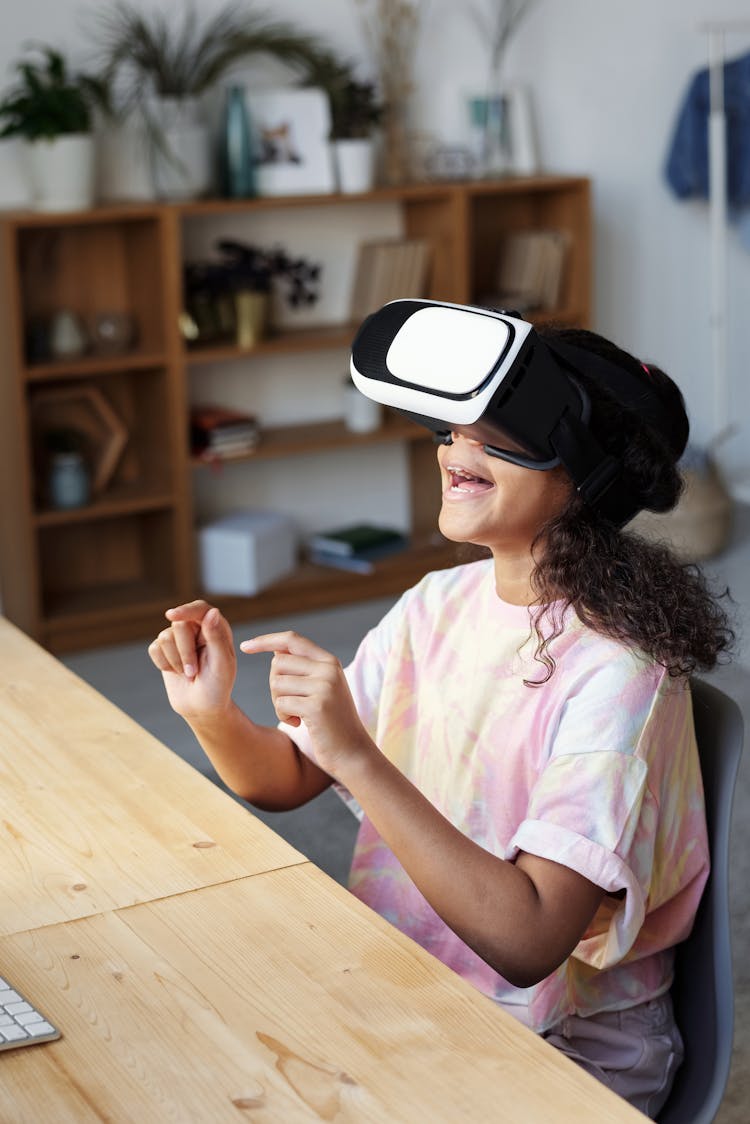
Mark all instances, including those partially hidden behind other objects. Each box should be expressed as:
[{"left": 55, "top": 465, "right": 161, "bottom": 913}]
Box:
[
  {"left": 333, "top": 138, "right": 376, "bottom": 194},
  {"left": 97, "top": 119, "right": 156, "bottom": 202},
  {"left": 24, "top": 134, "right": 95, "bottom": 212},
  {"left": 343, "top": 379, "right": 382, "bottom": 433},
  {"left": 148, "top": 96, "right": 212, "bottom": 201}
]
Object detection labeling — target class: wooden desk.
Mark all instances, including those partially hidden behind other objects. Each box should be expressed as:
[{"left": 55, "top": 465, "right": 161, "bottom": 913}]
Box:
[
  {"left": 0, "top": 618, "right": 645, "bottom": 1121},
  {"left": 0, "top": 616, "right": 303, "bottom": 935}
]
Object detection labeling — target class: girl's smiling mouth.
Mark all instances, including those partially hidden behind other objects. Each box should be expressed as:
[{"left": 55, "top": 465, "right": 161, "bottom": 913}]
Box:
[{"left": 445, "top": 464, "right": 495, "bottom": 497}]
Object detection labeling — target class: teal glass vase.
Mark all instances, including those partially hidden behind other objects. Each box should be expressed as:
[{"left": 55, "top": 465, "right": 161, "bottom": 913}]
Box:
[{"left": 220, "top": 85, "right": 255, "bottom": 198}]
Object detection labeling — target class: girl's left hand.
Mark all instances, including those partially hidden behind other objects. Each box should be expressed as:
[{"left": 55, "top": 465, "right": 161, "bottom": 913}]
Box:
[{"left": 239, "top": 631, "right": 373, "bottom": 779}]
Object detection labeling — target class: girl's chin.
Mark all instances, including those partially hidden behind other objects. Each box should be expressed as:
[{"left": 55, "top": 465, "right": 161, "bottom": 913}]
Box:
[{"left": 438, "top": 512, "right": 491, "bottom": 549}]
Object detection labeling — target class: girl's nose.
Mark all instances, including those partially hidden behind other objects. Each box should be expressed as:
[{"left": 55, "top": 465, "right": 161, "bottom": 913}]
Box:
[{"left": 450, "top": 431, "right": 484, "bottom": 447}]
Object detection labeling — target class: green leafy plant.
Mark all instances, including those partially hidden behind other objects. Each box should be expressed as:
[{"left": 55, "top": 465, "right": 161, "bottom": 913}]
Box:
[{"left": 0, "top": 46, "right": 107, "bottom": 140}]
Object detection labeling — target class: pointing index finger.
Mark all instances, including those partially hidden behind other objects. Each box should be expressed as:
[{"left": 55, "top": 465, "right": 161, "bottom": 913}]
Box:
[{"left": 240, "top": 631, "right": 330, "bottom": 660}]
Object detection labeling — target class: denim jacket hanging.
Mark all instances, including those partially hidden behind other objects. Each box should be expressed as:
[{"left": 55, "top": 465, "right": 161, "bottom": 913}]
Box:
[{"left": 665, "top": 50, "right": 750, "bottom": 207}]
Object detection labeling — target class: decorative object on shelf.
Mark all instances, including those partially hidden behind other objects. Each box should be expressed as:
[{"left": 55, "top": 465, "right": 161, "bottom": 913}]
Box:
[
  {"left": 307, "top": 521, "right": 408, "bottom": 573},
  {"left": 349, "top": 237, "right": 432, "bottom": 320},
  {"left": 96, "top": 117, "right": 156, "bottom": 203},
  {"left": 466, "top": 0, "right": 539, "bottom": 176},
  {"left": 191, "top": 404, "right": 260, "bottom": 460},
  {"left": 0, "top": 46, "right": 105, "bottom": 211},
  {"left": 235, "top": 290, "right": 268, "bottom": 350},
  {"left": 182, "top": 239, "right": 322, "bottom": 347},
  {"left": 467, "top": 94, "right": 511, "bottom": 176},
  {"left": 49, "top": 310, "right": 89, "bottom": 360},
  {"left": 147, "top": 94, "right": 212, "bottom": 200},
  {"left": 482, "top": 228, "right": 570, "bottom": 313},
  {"left": 358, "top": 0, "right": 423, "bottom": 186},
  {"left": 30, "top": 385, "right": 129, "bottom": 496},
  {"left": 246, "top": 87, "right": 335, "bottom": 196},
  {"left": 328, "top": 73, "right": 383, "bottom": 193},
  {"left": 424, "top": 144, "right": 475, "bottom": 181},
  {"left": 90, "top": 2, "right": 346, "bottom": 201},
  {"left": 44, "top": 429, "right": 92, "bottom": 511},
  {"left": 220, "top": 85, "right": 255, "bottom": 198},
  {"left": 342, "top": 375, "right": 383, "bottom": 434},
  {"left": 90, "top": 311, "right": 137, "bottom": 355},
  {"left": 199, "top": 509, "right": 297, "bottom": 596}
]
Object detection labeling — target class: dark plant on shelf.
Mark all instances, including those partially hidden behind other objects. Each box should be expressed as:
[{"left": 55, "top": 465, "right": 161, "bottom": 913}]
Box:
[
  {"left": 0, "top": 46, "right": 107, "bottom": 140},
  {"left": 216, "top": 239, "right": 321, "bottom": 305},
  {"left": 182, "top": 239, "right": 322, "bottom": 345}
]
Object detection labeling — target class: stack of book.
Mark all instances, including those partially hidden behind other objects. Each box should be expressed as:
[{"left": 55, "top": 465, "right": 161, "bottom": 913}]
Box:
[
  {"left": 191, "top": 404, "right": 260, "bottom": 460},
  {"left": 483, "top": 228, "right": 571, "bottom": 314},
  {"left": 349, "top": 238, "right": 433, "bottom": 321},
  {"left": 307, "top": 523, "right": 409, "bottom": 573}
]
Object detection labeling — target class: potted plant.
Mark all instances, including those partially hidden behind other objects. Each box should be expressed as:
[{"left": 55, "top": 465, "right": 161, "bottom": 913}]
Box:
[
  {"left": 302, "top": 50, "right": 384, "bottom": 193},
  {"left": 182, "top": 238, "right": 322, "bottom": 349},
  {"left": 0, "top": 46, "right": 105, "bottom": 211},
  {"left": 91, "top": 1, "right": 345, "bottom": 200}
]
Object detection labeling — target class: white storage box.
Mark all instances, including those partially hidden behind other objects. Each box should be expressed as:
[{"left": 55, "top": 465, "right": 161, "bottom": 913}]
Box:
[{"left": 198, "top": 509, "right": 297, "bottom": 596}]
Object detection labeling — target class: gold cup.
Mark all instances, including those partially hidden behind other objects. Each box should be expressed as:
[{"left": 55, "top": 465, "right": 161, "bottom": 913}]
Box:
[{"left": 235, "top": 290, "right": 268, "bottom": 350}]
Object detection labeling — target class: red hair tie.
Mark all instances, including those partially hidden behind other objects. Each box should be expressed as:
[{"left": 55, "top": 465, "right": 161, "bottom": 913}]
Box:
[{"left": 641, "top": 363, "right": 651, "bottom": 377}]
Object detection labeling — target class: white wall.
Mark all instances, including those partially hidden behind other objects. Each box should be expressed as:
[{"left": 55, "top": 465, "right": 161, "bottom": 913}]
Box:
[{"left": 3, "top": 0, "right": 750, "bottom": 499}]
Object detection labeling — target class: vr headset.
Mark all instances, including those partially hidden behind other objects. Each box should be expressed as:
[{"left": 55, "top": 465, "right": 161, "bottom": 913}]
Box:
[{"left": 350, "top": 299, "right": 672, "bottom": 527}]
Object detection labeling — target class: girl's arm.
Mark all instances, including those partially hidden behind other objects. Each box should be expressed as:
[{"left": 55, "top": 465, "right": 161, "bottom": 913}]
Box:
[
  {"left": 148, "top": 603, "right": 332, "bottom": 810},
  {"left": 242, "top": 630, "right": 606, "bottom": 988}
]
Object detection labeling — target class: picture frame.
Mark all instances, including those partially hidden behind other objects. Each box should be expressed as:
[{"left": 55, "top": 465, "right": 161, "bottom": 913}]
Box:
[{"left": 246, "top": 87, "right": 336, "bottom": 197}]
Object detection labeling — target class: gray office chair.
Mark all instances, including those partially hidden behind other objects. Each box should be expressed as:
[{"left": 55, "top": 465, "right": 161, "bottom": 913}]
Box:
[{"left": 658, "top": 678, "right": 744, "bottom": 1124}]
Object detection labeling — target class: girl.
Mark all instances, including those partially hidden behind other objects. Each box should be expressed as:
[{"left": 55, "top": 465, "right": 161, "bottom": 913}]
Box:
[{"left": 149, "top": 320, "right": 733, "bottom": 1118}]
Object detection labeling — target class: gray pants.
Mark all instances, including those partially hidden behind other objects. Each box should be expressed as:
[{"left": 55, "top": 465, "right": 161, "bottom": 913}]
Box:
[{"left": 543, "top": 994, "right": 684, "bottom": 1119}]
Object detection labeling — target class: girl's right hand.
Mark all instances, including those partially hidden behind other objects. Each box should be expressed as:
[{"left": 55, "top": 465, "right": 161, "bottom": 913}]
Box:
[{"left": 147, "top": 601, "right": 237, "bottom": 721}]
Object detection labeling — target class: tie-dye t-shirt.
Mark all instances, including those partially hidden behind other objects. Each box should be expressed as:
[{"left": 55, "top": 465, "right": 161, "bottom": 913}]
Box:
[{"left": 281, "top": 559, "right": 709, "bottom": 1033}]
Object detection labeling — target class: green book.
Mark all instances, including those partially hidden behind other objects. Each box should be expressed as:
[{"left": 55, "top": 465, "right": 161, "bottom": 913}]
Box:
[{"left": 307, "top": 523, "right": 407, "bottom": 557}]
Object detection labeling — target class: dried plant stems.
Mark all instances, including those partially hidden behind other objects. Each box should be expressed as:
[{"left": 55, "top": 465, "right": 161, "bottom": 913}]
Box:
[{"left": 357, "top": 0, "right": 424, "bottom": 184}]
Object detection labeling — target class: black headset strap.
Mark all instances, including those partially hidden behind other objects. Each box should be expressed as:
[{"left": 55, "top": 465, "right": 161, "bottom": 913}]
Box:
[
  {"left": 550, "top": 409, "right": 637, "bottom": 527},
  {"left": 546, "top": 339, "right": 673, "bottom": 440}
]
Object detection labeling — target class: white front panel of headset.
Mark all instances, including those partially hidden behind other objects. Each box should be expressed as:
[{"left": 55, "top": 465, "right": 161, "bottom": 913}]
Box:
[{"left": 385, "top": 306, "right": 510, "bottom": 394}]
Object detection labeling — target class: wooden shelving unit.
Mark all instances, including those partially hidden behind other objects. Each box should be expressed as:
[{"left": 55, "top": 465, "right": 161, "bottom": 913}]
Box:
[{"left": 0, "top": 175, "right": 591, "bottom": 652}]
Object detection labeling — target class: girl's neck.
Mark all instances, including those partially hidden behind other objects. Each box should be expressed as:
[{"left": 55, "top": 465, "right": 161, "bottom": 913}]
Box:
[{"left": 492, "top": 552, "right": 537, "bottom": 606}]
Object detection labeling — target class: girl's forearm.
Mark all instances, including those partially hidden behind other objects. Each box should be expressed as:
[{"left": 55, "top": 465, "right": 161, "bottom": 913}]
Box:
[
  {"left": 185, "top": 701, "right": 332, "bottom": 810},
  {"left": 337, "top": 743, "right": 599, "bottom": 988}
]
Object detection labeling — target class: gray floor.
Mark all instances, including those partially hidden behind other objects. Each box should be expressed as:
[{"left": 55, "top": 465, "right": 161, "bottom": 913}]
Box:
[{"left": 62, "top": 508, "right": 750, "bottom": 1122}]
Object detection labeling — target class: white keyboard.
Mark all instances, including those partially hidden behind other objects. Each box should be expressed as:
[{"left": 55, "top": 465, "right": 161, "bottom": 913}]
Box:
[{"left": 0, "top": 975, "right": 60, "bottom": 1051}]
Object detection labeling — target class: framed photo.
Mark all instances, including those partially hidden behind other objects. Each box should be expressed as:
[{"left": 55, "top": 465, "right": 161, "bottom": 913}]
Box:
[{"left": 246, "top": 87, "right": 335, "bottom": 196}]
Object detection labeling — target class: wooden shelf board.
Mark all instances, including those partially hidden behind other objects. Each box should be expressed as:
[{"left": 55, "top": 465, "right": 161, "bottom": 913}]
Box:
[
  {"left": 192, "top": 415, "right": 430, "bottom": 467},
  {"left": 34, "top": 489, "right": 175, "bottom": 528},
  {"left": 211, "top": 536, "right": 463, "bottom": 623},
  {"left": 24, "top": 352, "right": 167, "bottom": 382},
  {"left": 184, "top": 323, "right": 357, "bottom": 365},
  {"left": 4, "top": 202, "right": 161, "bottom": 228},
  {"left": 41, "top": 579, "right": 176, "bottom": 632}
]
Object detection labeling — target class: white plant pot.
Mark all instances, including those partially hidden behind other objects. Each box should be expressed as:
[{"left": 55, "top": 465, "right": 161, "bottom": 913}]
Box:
[
  {"left": 333, "top": 138, "right": 376, "bottom": 194},
  {"left": 24, "top": 134, "right": 95, "bottom": 212},
  {"left": 148, "top": 96, "right": 212, "bottom": 201},
  {"left": 0, "top": 138, "right": 30, "bottom": 207},
  {"left": 97, "top": 120, "right": 156, "bottom": 202}
]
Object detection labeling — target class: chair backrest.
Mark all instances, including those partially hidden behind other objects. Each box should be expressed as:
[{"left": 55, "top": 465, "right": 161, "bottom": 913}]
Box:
[{"left": 658, "top": 678, "right": 744, "bottom": 1124}]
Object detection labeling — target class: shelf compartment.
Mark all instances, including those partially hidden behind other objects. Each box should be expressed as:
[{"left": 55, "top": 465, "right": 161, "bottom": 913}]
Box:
[
  {"left": 16, "top": 216, "right": 167, "bottom": 365},
  {"left": 29, "top": 367, "right": 176, "bottom": 512},
  {"left": 191, "top": 413, "right": 430, "bottom": 467},
  {"left": 38, "top": 509, "right": 178, "bottom": 624}
]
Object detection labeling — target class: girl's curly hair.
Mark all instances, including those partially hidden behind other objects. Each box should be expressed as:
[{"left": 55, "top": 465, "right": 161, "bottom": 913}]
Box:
[{"left": 525, "top": 327, "right": 735, "bottom": 685}]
